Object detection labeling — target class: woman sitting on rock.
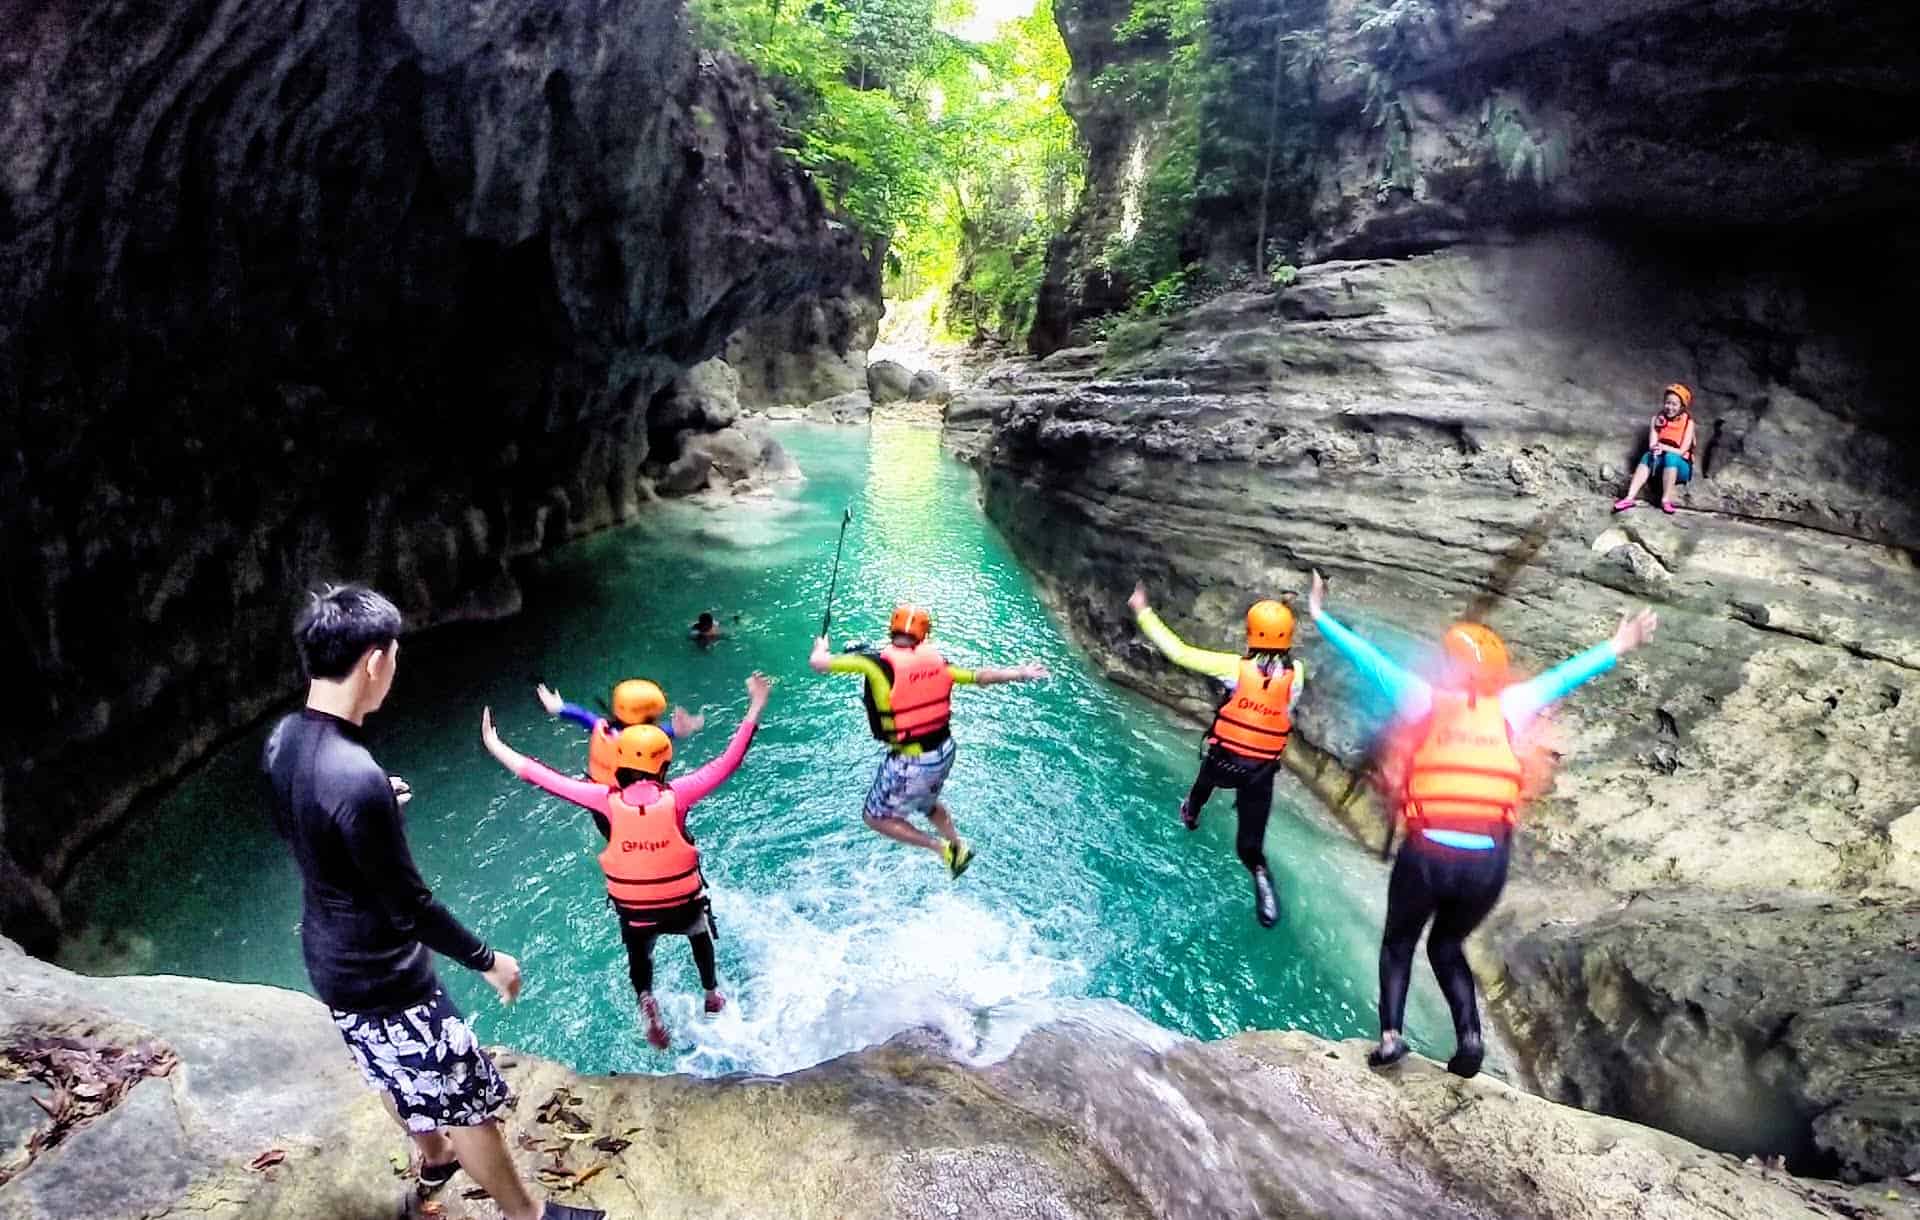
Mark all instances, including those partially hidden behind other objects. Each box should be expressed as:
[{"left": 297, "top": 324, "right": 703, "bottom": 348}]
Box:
[{"left": 1613, "top": 382, "right": 1698, "bottom": 515}]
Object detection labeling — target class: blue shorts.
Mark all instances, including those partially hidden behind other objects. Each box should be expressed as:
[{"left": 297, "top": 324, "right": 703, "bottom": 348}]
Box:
[
  {"left": 864, "top": 739, "right": 958, "bottom": 820},
  {"left": 1640, "top": 450, "right": 1692, "bottom": 483},
  {"left": 331, "top": 989, "right": 511, "bottom": 1133}
]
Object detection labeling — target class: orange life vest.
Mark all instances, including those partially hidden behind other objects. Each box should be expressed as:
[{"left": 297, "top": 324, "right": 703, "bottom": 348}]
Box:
[
  {"left": 1403, "top": 690, "right": 1523, "bottom": 835},
  {"left": 873, "top": 644, "right": 954, "bottom": 747},
  {"left": 586, "top": 721, "right": 620, "bottom": 787},
  {"left": 596, "top": 786, "right": 703, "bottom": 913},
  {"left": 1209, "top": 657, "right": 1294, "bottom": 762},
  {"left": 1654, "top": 410, "right": 1693, "bottom": 460}
]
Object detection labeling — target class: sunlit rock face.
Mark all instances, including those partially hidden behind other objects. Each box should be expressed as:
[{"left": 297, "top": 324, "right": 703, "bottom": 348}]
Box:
[{"left": 0, "top": 0, "right": 861, "bottom": 950}]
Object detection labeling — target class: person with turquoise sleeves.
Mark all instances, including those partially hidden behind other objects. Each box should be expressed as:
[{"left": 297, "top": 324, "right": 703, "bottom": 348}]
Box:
[
  {"left": 1307, "top": 569, "right": 1657, "bottom": 1078},
  {"left": 1128, "top": 583, "right": 1304, "bottom": 928}
]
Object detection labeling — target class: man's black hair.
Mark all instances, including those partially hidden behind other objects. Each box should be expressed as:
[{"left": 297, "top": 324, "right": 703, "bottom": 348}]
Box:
[
  {"left": 295, "top": 584, "right": 403, "bottom": 681},
  {"left": 695, "top": 611, "right": 716, "bottom": 629}
]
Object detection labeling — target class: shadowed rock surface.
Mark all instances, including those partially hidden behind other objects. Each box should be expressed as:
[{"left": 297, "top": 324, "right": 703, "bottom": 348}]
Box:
[
  {"left": 0, "top": 0, "right": 861, "bottom": 951},
  {"left": 4, "top": 938, "right": 1911, "bottom": 1220}
]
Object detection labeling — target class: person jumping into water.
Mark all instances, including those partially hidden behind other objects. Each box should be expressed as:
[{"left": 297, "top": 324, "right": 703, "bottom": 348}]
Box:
[
  {"left": 1307, "top": 570, "right": 1657, "bottom": 1078},
  {"left": 810, "top": 605, "right": 1047, "bottom": 877},
  {"left": 1128, "top": 583, "right": 1302, "bottom": 928},
  {"left": 482, "top": 674, "right": 770, "bottom": 1051},
  {"left": 266, "top": 585, "right": 601, "bottom": 1220},
  {"left": 1613, "top": 382, "right": 1698, "bottom": 515},
  {"left": 535, "top": 677, "right": 703, "bottom": 785}
]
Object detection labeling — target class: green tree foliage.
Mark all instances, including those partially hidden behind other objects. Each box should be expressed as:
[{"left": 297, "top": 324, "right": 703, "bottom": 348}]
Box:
[{"left": 692, "top": 0, "right": 1081, "bottom": 343}]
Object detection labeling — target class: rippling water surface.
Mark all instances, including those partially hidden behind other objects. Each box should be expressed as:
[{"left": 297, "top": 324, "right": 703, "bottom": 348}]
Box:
[{"left": 64, "top": 422, "right": 1449, "bottom": 1075}]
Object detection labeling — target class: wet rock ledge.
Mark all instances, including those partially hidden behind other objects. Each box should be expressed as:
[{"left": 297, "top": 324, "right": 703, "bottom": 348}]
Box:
[{"left": 2, "top": 939, "right": 1914, "bottom": 1220}]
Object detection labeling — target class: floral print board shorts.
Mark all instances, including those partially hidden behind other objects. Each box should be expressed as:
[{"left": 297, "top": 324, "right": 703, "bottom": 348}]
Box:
[{"left": 331, "top": 989, "right": 511, "bottom": 1133}]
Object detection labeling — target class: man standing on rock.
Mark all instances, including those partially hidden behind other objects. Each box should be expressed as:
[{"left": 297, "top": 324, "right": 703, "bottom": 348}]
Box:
[
  {"left": 1307, "top": 570, "right": 1657, "bottom": 1079},
  {"left": 1127, "top": 583, "right": 1302, "bottom": 928},
  {"left": 264, "top": 584, "right": 601, "bottom": 1220}
]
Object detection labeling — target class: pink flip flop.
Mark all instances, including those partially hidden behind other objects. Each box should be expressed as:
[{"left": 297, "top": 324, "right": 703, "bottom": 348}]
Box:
[
  {"left": 1613, "top": 498, "right": 1637, "bottom": 512},
  {"left": 1661, "top": 501, "right": 1677, "bottom": 515}
]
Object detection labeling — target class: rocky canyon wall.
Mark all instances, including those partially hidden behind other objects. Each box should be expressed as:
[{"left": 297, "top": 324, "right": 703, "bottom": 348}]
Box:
[
  {"left": 954, "top": 0, "right": 1920, "bottom": 1182},
  {"left": 0, "top": 0, "right": 862, "bottom": 951}
]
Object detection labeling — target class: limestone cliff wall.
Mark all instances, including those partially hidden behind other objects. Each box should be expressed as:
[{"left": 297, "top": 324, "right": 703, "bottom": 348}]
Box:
[
  {"left": 1032, "top": 0, "right": 1920, "bottom": 344},
  {"left": 0, "top": 0, "right": 861, "bottom": 950}
]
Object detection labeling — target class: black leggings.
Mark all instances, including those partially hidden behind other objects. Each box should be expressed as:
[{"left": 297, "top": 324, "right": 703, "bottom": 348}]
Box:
[
  {"left": 1378, "top": 834, "right": 1510, "bottom": 1039},
  {"left": 1186, "top": 746, "right": 1276, "bottom": 873},
  {"left": 618, "top": 913, "right": 718, "bottom": 998}
]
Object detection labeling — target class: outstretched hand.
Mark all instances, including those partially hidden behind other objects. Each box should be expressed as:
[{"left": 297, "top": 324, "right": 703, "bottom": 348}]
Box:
[
  {"left": 1127, "top": 582, "right": 1149, "bottom": 613},
  {"left": 388, "top": 775, "right": 412, "bottom": 807},
  {"left": 670, "top": 706, "right": 705, "bottom": 738},
  {"left": 481, "top": 706, "right": 500, "bottom": 750},
  {"left": 535, "top": 683, "right": 564, "bottom": 716},
  {"left": 1016, "top": 662, "right": 1050, "bottom": 681},
  {"left": 1309, "top": 570, "right": 1328, "bottom": 618},
  {"left": 1612, "top": 607, "right": 1658, "bottom": 655},
  {"left": 746, "top": 672, "right": 773, "bottom": 714}
]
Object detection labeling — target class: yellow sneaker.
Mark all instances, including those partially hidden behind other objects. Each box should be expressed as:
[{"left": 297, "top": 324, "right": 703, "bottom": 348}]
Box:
[{"left": 942, "top": 840, "right": 975, "bottom": 879}]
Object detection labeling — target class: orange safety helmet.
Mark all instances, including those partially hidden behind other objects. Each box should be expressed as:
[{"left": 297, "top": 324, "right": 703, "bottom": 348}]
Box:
[
  {"left": 1245, "top": 600, "right": 1295, "bottom": 651},
  {"left": 611, "top": 679, "right": 667, "bottom": 726},
  {"left": 1441, "top": 622, "right": 1509, "bottom": 695},
  {"left": 614, "top": 724, "right": 673, "bottom": 777},
  {"left": 889, "top": 604, "right": 933, "bottom": 644},
  {"left": 1663, "top": 382, "right": 1693, "bottom": 411}
]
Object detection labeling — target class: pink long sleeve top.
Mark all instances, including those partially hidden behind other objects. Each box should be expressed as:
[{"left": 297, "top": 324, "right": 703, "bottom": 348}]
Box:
[{"left": 514, "top": 713, "right": 759, "bottom": 835}]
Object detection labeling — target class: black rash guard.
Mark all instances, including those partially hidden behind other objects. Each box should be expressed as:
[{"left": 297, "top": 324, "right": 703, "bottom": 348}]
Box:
[{"left": 265, "top": 709, "right": 494, "bottom": 1013}]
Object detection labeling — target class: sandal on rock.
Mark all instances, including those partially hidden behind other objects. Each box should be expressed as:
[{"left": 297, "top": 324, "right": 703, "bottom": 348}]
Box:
[
  {"left": 1660, "top": 500, "right": 1677, "bottom": 515},
  {"left": 1612, "top": 498, "right": 1637, "bottom": 512}
]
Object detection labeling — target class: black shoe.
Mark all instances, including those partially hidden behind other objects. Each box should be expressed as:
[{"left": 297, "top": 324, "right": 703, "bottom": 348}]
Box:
[
  {"left": 1252, "top": 867, "right": 1278, "bottom": 928},
  {"left": 416, "top": 1157, "right": 460, "bottom": 1197},
  {"left": 1446, "top": 1031, "right": 1485, "bottom": 1079},
  {"left": 1367, "top": 1032, "right": 1409, "bottom": 1069},
  {"left": 542, "top": 1202, "right": 608, "bottom": 1220},
  {"left": 1179, "top": 799, "right": 1199, "bottom": 831}
]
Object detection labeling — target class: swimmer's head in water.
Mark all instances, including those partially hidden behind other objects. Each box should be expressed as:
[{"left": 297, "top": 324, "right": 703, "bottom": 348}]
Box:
[
  {"left": 611, "top": 679, "right": 666, "bottom": 726},
  {"left": 1245, "top": 600, "right": 1294, "bottom": 652},
  {"left": 614, "top": 723, "right": 673, "bottom": 779},
  {"left": 889, "top": 603, "right": 933, "bottom": 645},
  {"left": 696, "top": 612, "right": 716, "bottom": 631},
  {"left": 1440, "top": 622, "right": 1509, "bottom": 695}
]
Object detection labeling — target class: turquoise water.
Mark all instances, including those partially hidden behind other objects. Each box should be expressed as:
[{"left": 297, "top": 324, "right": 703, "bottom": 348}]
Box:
[{"left": 63, "top": 422, "right": 1445, "bottom": 1075}]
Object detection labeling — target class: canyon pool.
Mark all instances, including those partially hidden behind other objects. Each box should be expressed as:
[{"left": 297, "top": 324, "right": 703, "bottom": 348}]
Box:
[{"left": 63, "top": 421, "right": 1449, "bottom": 1076}]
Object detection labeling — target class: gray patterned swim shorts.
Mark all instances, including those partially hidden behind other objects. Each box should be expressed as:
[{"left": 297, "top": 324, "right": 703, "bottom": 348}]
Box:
[
  {"left": 331, "top": 989, "right": 511, "bottom": 1132},
  {"left": 864, "top": 738, "right": 958, "bottom": 820}
]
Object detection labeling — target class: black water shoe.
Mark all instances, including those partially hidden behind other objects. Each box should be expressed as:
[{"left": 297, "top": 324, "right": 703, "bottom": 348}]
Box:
[
  {"left": 1179, "top": 798, "right": 1199, "bottom": 831},
  {"left": 1252, "top": 866, "right": 1279, "bottom": 928},
  {"left": 1367, "top": 1032, "right": 1409, "bottom": 1069},
  {"left": 1447, "top": 1031, "right": 1485, "bottom": 1079},
  {"left": 542, "top": 1202, "right": 607, "bottom": 1219}
]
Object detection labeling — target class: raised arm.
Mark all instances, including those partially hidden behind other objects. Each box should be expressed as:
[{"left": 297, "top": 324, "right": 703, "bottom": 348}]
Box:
[
  {"left": 537, "top": 683, "right": 603, "bottom": 732},
  {"left": 961, "top": 660, "right": 1049, "bottom": 686},
  {"left": 1501, "top": 608, "right": 1657, "bottom": 732},
  {"left": 1128, "top": 583, "right": 1240, "bottom": 681},
  {"left": 1308, "top": 571, "right": 1431, "bottom": 720},
  {"left": 671, "top": 674, "right": 770, "bottom": 809},
  {"left": 481, "top": 706, "right": 611, "bottom": 814}
]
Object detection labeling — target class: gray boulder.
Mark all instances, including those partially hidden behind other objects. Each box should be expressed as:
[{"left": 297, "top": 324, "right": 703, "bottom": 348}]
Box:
[
  {"left": 867, "top": 359, "right": 914, "bottom": 404},
  {"left": 907, "top": 369, "right": 951, "bottom": 403}
]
